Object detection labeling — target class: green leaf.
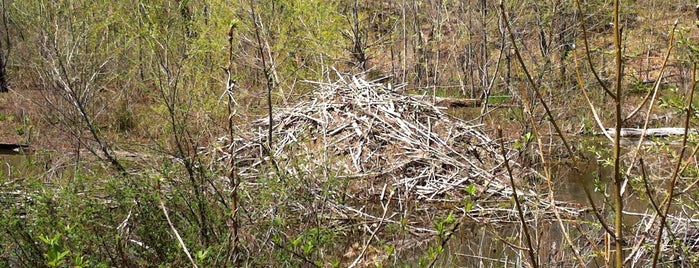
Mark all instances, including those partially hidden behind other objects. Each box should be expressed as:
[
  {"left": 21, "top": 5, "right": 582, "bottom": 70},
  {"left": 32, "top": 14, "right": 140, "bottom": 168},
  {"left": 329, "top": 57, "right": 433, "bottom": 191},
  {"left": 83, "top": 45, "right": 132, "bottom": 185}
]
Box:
[
  {"left": 292, "top": 236, "right": 303, "bottom": 247},
  {"left": 464, "top": 184, "right": 476, "bottom": 196},
  {"left": 464, "top": 199, "right": 473, "bottom": 211}
]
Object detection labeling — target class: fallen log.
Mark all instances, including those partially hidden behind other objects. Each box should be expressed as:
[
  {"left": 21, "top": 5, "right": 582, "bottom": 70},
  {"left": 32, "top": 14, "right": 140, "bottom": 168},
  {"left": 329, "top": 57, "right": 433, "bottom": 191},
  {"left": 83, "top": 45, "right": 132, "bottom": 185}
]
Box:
[
  {"left": 603, "top": 127, "right": 698, "bottom": 137},
  {"left": 0, "top": 143, "right": 31, "bottom": 155},
  {"left": 409, "top": 94, "right": 481, "bottom": 108}
]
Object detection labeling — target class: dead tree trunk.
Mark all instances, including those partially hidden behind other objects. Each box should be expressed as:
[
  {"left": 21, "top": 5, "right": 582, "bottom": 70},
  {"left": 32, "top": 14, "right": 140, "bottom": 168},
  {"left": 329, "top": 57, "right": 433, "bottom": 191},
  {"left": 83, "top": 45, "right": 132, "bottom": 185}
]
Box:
[
  {"left": 603, "top": 127, "right": 698, "bottom": 137},
  {"left": 410, "top": 94, "right": 481, "bottom": 108}
]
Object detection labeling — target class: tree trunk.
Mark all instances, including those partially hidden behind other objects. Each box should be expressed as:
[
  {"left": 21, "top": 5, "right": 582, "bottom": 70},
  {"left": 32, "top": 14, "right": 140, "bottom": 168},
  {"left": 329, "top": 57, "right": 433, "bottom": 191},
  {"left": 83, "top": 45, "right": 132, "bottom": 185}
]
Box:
[
  {"left": 603, "top": 127, "right": 697, "bottom": 137},
  {"left": 409, "top": 94, "right": 481, "bottom": 107}
]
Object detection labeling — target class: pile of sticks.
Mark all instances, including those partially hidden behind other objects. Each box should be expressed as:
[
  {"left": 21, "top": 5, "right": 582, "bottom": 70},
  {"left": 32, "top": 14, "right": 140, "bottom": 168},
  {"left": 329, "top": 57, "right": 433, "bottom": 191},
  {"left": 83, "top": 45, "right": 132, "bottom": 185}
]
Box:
[{"left": 217, "top": 73, "right": 583, "bottom": 221}]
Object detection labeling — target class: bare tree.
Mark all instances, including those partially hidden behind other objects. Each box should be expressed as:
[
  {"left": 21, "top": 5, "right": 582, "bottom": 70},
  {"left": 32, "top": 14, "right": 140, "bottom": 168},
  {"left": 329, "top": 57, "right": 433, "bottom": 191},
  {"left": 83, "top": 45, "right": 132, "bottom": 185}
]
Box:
[{"left": 35, "top": 0, "right": 125, "bottom": 174}]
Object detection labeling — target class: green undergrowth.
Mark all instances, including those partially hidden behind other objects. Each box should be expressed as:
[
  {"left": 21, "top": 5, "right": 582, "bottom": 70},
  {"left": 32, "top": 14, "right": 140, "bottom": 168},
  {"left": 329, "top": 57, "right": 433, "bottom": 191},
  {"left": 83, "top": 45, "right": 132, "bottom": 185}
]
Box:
[{"left": 0, "top": 151, "right": 416, "bottom": 266}]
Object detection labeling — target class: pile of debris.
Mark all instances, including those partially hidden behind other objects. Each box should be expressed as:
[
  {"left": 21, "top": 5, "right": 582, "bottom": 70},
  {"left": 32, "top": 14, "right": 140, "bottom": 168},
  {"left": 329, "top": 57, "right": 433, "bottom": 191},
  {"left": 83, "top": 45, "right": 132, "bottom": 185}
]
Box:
[{"left": 218, "top": 73, "right": 582, "bottom": 221}]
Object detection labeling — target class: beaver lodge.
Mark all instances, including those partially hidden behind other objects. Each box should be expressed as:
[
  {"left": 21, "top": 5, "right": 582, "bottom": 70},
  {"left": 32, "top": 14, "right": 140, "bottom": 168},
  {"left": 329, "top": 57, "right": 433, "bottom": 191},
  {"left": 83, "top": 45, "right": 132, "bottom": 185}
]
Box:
[
  {"left": 216, "top": 72, "right": 582, "bottom": 221},
  {"left": 212, "top": 72, "right": 698, "bottom": 265}
]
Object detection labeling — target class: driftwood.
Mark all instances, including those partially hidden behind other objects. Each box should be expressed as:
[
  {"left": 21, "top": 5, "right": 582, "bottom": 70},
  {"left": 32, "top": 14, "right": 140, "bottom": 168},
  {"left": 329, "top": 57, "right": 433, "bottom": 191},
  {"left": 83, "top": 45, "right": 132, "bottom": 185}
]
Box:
[
  {"left": 409, "top": 94, "right": 481, "bottom": 108},
  {"left": 604, "top": 127, "right": 698, "bottom": 137}
]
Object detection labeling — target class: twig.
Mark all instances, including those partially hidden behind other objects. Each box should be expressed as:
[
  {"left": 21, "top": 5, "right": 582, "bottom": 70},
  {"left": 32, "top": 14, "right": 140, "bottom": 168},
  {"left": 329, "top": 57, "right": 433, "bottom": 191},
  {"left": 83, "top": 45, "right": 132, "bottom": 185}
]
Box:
[
  {"left": 651, "top": 62, "right": 697, "bottom": 268},
  {"left": 348, "top": 185, "right": 393, "bottom": 268},
  {"left": 497, "top": 128, "right": 538, "bottom": 268},
  {"left": 624, "top": 21, "right": 679, "bottom": 183},
  {"left": 499, "top": 2, "right": 587, "bottom": 266},
  {"left": 159, "top": 198, "right": 198, "bottom": 268}
]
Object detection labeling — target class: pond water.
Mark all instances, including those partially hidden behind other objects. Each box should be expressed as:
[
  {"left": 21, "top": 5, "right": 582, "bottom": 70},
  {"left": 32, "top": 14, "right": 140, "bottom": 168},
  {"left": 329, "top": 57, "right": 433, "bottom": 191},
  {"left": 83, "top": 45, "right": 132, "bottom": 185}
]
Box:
[{"left": 418, "top": 106, "right": 694, "bottom": 266}]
